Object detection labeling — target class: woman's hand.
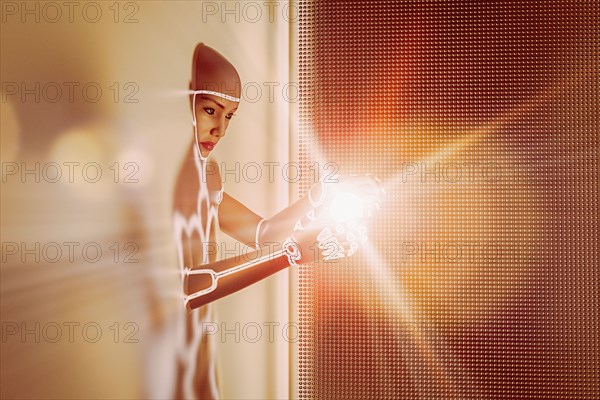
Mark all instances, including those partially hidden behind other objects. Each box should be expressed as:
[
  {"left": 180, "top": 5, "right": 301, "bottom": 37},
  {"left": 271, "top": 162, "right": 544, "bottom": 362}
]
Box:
[{"left": 288, "top": 174, "right": 384, "bottom": 265}]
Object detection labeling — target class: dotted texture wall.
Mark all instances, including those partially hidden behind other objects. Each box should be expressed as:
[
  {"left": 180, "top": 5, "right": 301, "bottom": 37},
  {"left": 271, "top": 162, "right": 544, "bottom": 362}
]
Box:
[{"left": 297, "top": 1, "right": 598, "bottom": 399}]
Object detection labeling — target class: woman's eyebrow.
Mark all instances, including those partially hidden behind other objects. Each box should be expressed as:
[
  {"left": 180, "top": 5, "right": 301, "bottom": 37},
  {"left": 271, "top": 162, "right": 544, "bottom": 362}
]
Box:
[{"left": 198, "top": 95, "right": 225, "bottom": 109}]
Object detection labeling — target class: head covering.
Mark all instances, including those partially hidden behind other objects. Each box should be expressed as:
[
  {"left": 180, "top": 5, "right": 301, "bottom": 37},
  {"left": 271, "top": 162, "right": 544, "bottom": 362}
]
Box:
[{"left": 191, "top": 43, "right": 241, "bottom": 102}]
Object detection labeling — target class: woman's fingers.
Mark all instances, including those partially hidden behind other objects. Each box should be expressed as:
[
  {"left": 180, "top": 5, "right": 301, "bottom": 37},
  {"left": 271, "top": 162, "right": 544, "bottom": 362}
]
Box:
[{"left": 294, "top": 174, "right": 381, "bottom": 265}]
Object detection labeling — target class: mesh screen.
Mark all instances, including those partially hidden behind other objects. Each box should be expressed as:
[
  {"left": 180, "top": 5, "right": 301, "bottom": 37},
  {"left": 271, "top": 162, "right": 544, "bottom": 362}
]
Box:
[{"left": 296, "top": 1, "right": 599, "bottom": 398}]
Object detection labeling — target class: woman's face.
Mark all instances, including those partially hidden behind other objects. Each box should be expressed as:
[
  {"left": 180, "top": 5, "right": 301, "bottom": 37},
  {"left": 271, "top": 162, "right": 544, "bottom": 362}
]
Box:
[{"left": 193, "top": 94, "right": 238, "bottom": 157}]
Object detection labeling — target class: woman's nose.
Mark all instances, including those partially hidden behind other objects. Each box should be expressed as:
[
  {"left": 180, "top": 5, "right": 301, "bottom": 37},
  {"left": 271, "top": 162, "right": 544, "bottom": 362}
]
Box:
[{"left": 211, "top": 119, "right": 226, "bottom": 138}]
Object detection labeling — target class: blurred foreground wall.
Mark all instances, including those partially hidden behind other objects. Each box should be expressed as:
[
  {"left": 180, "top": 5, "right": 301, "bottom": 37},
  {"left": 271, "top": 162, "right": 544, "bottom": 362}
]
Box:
[{"left": 1, "top": 2, "right": 290, "bottom": 399}]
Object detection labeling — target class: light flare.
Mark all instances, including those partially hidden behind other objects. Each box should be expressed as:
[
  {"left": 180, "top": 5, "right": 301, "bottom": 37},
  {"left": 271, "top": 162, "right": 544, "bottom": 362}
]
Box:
[{"left": 329, "top": 191, "right": 365, "bottom": 223}]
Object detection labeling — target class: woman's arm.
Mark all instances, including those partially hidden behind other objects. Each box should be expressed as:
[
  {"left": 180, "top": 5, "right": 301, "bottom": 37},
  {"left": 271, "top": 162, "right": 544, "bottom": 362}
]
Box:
[
  {"left": 190, "top": 185, "right": 337, "bottom": 310},
  {"left": 218, "top": 186, "right": 325, "bottom": 248},
  {"left": 200, "top": 175, "right": 382, "bottom": 311},
  {"left": 184, "top": 241, "right": 300, "bottom": 310},
  {"left": 218, "top": 192, "right": 264, "bottom": 246}
]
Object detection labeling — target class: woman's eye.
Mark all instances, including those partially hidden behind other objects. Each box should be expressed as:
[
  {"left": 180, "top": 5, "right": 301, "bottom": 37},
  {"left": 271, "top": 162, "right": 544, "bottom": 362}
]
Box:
[
  {"left": 226, "top": 113, "right": 235, "bottom": 120},
  {"left": 204, "top": 107, "right": 215, "bottom": 115}
]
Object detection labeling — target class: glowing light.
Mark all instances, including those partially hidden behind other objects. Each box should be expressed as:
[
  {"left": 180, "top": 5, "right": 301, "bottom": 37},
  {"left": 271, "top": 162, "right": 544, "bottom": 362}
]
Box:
[{"left": 329, "top": 191, "right": 365, "bottom": 223}]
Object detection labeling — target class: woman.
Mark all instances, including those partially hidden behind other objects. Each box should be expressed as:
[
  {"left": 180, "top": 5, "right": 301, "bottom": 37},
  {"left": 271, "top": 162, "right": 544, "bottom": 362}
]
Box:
[{"left": 171, "top": 43, "right": 381, "bottom": 399}]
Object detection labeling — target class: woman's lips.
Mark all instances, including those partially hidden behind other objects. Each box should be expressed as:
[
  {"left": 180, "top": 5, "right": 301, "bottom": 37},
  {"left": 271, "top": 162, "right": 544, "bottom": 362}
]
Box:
[{"left": 201, "top": 142, "right": 215, "bottom": 151}]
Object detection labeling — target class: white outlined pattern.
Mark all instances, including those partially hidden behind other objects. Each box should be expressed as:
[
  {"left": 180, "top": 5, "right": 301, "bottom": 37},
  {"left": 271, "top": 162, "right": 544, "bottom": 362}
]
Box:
[{"left": 172, "top": 148, "right": 223, "bottom": 399}]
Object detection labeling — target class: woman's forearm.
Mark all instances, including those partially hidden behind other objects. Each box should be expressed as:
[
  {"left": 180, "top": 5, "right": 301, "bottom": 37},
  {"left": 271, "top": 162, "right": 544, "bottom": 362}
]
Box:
[
  {"left": 184, "top": 243, "right": 293, "bottom": 310},
  {"left": 257, "top": 194, "right": 314, "bottom": 246}
]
